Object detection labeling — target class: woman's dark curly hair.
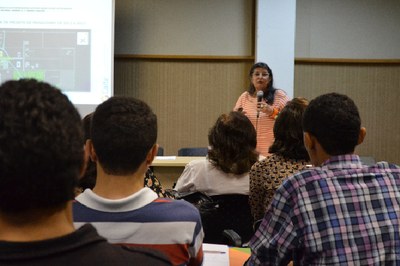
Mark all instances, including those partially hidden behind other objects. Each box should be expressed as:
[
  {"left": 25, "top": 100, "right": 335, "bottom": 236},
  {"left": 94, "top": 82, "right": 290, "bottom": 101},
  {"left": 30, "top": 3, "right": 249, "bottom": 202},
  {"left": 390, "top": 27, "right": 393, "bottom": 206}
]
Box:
[
  {"left": 269, "top": 97, "right": 309, "bottom": 160},
  {"left": 207, "top": 111, "right": 259, "bottom": 175}
]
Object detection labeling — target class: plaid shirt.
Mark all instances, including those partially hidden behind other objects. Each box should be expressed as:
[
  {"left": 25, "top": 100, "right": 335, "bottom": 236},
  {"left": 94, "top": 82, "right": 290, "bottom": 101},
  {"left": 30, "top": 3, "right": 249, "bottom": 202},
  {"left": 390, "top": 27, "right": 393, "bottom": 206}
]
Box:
[{"left": 247, "top": 154, "right": 400, "bottom": 265}]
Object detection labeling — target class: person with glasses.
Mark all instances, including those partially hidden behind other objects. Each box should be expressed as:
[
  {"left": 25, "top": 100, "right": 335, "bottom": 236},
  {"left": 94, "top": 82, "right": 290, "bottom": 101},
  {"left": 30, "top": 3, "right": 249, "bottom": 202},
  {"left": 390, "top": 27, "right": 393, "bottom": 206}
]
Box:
[{"left": 234, "top": 62, "right": 289, "bottom": 156}]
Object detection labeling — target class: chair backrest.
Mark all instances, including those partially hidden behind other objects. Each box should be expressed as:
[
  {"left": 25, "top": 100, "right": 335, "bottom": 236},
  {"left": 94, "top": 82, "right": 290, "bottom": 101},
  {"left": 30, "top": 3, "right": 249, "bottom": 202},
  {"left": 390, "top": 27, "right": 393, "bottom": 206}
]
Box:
[
  {"left": 360, "top": 156, "right": 375, "bottom": 166},
  {"left": 157, "top": 146, "right": 164, "bottom": 156},
  {"left": 200, "top": 194, "right": 254, "bottom": 245},
  {"left": 178, "top": 147, "right": 208, "bottom": 156}
]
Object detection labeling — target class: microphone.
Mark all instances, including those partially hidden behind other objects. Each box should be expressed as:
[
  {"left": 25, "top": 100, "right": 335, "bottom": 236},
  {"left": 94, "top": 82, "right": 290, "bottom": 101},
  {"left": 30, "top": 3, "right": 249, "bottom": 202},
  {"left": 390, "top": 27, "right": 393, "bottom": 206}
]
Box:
[
  {"left": 256, "top": 90, "right": 264, "bottom": 118},
  {"left": 257, "top": 90, "right": 264, "bottom": 103}
]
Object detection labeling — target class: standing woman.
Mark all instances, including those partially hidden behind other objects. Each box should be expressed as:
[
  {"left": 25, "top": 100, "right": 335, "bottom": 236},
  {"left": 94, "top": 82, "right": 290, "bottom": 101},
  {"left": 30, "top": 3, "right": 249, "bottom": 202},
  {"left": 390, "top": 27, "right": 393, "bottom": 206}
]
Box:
[{"left": 234, "top": 62, "right": 289, "bottom": 156}]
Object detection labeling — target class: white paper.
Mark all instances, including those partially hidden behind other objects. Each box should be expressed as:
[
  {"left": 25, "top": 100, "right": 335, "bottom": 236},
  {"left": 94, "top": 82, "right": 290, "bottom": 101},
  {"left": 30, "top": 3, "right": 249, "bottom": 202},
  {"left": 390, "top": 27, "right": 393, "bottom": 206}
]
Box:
[
  {"left": 202, "top": 243, "right": 229, "bottom": 266},
  {"left": 155, "top": 156, "right": 177, "bottom": 160}
]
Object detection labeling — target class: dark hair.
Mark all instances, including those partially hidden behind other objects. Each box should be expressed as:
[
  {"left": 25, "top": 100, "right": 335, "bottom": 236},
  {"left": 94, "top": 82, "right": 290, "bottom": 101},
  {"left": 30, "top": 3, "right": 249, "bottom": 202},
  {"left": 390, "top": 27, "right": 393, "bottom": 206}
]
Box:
[
  {"left": 0, "top": 79, "right": 83, "bottom": 213},
  {"left": 303, "top": 93, "right": 361, "bottom": 155},
  {"left": 269, "top": 97, "right": 309, "bottom": 160},
  {"left": 247, "top": 62, "right": 276, "bottom": 104},
  {"left": 91, "top": 96, "right": 157, "bottom": 175},
  {"left": 208, "top": 111, "right": 258, "bottom": 175},
  {"left": 83, "top": 112, "right": 94, "bottom": 142},
  {"left": 79, "top": 112, "right": 96, "bottom": 190}
]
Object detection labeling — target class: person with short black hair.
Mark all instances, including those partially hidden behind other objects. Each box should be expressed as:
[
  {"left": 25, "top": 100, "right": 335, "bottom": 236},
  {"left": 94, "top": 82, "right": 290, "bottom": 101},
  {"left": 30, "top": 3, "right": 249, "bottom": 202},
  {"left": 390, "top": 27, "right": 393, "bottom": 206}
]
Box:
[
  {"left": 0, "top": 79, "right": 171, "bottom": 266},
  {"left": 73, "top": 96, "right": 204, "bottom": 266},
  {"left": 78, "top": 112, "right": 174, "bottom": 198},
  {"left": 247, "top": 92, "right": 400, "bottom": 265}
]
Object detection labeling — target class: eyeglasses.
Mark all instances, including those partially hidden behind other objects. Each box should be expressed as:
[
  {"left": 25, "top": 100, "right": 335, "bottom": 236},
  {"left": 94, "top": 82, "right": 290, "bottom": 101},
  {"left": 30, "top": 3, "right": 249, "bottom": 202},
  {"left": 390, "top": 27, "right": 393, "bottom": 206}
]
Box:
[{"left": 252, "top": 72, "right": 269, "bottom": 78}]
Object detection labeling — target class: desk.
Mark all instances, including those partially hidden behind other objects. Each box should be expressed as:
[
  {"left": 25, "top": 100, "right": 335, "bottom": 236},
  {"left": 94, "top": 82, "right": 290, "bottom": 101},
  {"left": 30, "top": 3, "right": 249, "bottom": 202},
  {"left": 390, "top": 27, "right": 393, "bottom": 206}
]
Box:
[
  {"left": 151, "top": 156, "right": 205, "bottom": 189},
  {"left": 229, "top": 247, "right": 251, "bottom": 266}
]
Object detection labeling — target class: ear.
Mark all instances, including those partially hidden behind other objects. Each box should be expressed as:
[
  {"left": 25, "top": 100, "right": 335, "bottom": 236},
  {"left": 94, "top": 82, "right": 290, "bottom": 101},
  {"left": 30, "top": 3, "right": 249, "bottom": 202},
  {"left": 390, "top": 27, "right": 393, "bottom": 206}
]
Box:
[
  {"left": 303, "top": 132, "right": 315, "bottom": 151},
  {"left": 79, "top": 141, "right": 90, "bottom": 178},
  {"left": 357, "top": 127, "right": 366, "bottom": 145},
  {"left": 86, "top": 139, "right": 98, "bottom": 162},
  {"left": 145, "top": 144, "right": 158, "bottom": 167}
]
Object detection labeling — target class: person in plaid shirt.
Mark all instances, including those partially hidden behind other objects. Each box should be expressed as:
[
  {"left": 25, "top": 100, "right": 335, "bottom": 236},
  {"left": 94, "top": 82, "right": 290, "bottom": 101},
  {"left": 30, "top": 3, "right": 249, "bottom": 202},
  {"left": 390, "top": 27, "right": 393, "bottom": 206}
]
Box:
[{"left": 247, "top": 93, "right": 400, "bottom": 265}]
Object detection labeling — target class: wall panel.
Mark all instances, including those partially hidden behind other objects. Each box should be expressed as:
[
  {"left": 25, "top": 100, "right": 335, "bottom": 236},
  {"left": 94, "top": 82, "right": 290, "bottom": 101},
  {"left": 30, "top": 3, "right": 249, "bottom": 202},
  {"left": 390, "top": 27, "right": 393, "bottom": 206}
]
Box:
[
  {"left": 295, "top": 63, "right": 400, "bottom": 164},
  {"left": 114, "top": 59, "right": 253, "bottom": 155}
]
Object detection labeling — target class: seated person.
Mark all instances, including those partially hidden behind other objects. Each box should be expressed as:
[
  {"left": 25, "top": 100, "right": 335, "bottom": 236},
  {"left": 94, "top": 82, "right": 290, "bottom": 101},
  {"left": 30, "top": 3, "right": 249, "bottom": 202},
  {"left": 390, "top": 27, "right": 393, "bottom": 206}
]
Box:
[
  {"left": 0, "top": 79, "right": 170, "bottom": 265},
  {"left": 249, "top": 97, "right": 311, "bottom": 222},
  {"left": 73, "top": 96, "right": 204, "bottom": 266},
  {"left": 247, "top": 93, "right": 400, "bottom": 265},
  {"left": 174, "top": 111, "right": 261, "bottom": 196},
  {"left": 174, "top": 111, "right": 261, "bottom": 244},
  {"left": 78, "top": 112, "right": 174, "bottom": 198}
]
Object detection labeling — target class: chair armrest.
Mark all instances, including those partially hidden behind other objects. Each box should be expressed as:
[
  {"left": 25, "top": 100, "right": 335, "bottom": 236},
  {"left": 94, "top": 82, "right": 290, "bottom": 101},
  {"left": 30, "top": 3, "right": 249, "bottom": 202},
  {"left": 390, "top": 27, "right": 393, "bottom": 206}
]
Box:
[{"left": 222, "top": 229, "right": 242, "bottom": 247}]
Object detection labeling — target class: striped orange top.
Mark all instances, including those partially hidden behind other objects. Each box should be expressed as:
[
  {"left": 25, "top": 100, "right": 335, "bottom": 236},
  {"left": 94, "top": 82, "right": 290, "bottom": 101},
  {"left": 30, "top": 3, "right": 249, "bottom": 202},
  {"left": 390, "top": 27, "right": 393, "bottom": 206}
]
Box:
[{"left": 234, "top": 90, "right": 289, "bottom": 156}]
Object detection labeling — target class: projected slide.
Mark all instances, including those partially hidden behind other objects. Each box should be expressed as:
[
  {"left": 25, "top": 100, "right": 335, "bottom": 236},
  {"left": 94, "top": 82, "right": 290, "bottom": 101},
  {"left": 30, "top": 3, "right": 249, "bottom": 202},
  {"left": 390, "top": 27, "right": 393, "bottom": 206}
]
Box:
[
  {"left": 0, "top": 0, "right": 114, "bottom": 112},
  {"left": 0, "top": 29, "right": 91, "bottom": 92}
]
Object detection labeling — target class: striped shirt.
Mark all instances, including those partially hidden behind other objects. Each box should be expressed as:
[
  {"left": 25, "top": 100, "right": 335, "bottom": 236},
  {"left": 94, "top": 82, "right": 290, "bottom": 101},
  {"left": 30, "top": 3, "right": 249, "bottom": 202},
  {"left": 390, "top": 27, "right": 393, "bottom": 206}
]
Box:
[
  {"left": 248, "top": 155, "right": 400, "bottom": 265},
  {"left": 73, "top": 188, "right": 204, "bottom": 266},
  {"left": 234, "top": 90, "right": 288, "bottom": 156}
]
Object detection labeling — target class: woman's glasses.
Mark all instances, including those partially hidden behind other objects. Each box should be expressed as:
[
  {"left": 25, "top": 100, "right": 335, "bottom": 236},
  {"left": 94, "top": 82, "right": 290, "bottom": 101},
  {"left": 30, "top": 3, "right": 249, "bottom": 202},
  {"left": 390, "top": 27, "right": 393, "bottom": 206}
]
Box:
[{"left": 252, "top": 72, "right": 269, "bottom": 78}]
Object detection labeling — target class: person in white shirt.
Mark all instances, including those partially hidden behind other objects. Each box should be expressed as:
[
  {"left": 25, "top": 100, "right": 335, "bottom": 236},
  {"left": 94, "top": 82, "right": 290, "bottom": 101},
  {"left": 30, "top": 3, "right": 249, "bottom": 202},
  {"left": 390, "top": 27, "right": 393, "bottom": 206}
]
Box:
[{"left": 175, "top": 111, "right": 262, "bottom": 196}]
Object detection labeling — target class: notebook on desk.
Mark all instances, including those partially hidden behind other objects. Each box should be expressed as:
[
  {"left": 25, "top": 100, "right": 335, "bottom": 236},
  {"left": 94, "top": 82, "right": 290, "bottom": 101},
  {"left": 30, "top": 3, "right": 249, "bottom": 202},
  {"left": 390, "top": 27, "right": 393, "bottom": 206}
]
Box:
[{"left": 203, "top": 243, "right": 229, "bottom": 266}]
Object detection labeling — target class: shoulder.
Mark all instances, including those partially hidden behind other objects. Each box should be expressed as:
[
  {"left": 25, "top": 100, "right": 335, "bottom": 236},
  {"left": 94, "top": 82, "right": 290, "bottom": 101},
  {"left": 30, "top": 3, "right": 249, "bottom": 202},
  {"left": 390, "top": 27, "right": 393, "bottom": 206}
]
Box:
[
  {"left": 72, "top": 224, "right": 172, "bottom": 265},
  {"left": 273, "top": 89, "right": 287, "bottom": 96},
  {"left": 254, "top": 154, "right": 282, "bottom": 168},
  {"left": 375, "top": 161, "right": 400, "bottom": 170},
  {"left": 187, "top": 158, "right": 207, "bottom": 167},
  {"left": 273, "top": 89, "right": 289, "bottom": 100},
  {"left": 237, "top": 91, "right": 251, "bottom": 100},
  {"left": 152, "top": 198, "right": 202, "bottom": 219},
  {"left": 183, "top": 159, "right": 209, "bottom": 175},
  {"left": 276, "top": 167, "right": 321, "bottom": 197}
]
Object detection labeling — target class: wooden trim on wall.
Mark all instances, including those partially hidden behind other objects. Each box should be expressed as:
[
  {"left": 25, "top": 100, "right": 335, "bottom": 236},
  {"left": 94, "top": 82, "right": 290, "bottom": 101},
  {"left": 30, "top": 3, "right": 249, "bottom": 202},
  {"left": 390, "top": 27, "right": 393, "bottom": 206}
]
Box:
[
  {"left": 295, "top": 58, "right": 400, "bottom": 65},
  {"left": 114, "top": 54, "right": 255, "bottom": 61}
]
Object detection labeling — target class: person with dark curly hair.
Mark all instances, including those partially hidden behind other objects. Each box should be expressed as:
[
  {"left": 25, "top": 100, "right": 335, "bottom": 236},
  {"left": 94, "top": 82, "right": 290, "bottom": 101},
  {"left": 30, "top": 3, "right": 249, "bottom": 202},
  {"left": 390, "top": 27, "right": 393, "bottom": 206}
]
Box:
[
  {"left": 174, "top": 111, "right": 261, "bottom": 196},
  {"left": 248, "top": 93, "right": 400, "bottom": 265},
  {"left": 174, "top": 111, "right": 262, "bottom": 244},
  {"left": 0, "top": 79, "right": 170, "bottom": 265},
  {"left": 249, "top": 97, "right": 311, "bottom": 222},
  {"left": 234, "top": 62, "right": 289, "bottom": 156}
]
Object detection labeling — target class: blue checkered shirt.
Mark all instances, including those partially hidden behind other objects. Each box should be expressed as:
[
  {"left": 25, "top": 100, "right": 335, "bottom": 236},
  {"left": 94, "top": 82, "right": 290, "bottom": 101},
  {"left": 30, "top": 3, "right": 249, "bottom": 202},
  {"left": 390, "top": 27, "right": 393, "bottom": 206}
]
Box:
[{"left": 247, "top": 155, "right": 400, "bottom": 265}]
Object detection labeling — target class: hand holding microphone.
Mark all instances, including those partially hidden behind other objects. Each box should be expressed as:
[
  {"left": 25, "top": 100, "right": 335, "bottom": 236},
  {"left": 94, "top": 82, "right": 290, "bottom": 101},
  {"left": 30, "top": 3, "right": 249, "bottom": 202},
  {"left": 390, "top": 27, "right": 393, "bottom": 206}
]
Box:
[{"left": 257, "top": 90, "right": 274, "bottom": 117}]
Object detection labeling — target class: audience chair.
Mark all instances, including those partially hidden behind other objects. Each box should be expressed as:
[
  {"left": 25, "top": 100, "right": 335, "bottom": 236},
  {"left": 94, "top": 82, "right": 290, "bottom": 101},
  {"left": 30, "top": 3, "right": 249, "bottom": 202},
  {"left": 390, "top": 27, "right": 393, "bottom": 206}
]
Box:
[
  {"left": 176, "top": 191, "right": 254, "bottom": 246},
  {"left": 202, "top": 194, "right": 254, "bottom": 245},
  {"left": 157, "top": 146, "right": 164, "bottom": 156},
  {"left": 360, "top": 156, "right": 375, "bottom": 166},
  {"left": 178, "top": 147, "right": 208, "bottom": 156}
]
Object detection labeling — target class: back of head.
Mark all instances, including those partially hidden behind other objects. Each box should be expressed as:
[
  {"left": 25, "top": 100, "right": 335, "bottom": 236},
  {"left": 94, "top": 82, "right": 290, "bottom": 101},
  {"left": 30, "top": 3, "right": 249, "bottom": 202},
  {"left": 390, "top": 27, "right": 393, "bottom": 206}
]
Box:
[
  {"left": 0, "top": 79, "right": 83, "bottom": 214},
  {"left": 303, "top": 93, "right": 361, "bottom": 155},
  {"left": 91, "top": 96, "right": 157, "bottom": 175},
  {"left": 208, "top": 111, "right": 258, "bottom": 174},
  {"left": 269, "top": 97, "right": 309, "bottom": 160}
]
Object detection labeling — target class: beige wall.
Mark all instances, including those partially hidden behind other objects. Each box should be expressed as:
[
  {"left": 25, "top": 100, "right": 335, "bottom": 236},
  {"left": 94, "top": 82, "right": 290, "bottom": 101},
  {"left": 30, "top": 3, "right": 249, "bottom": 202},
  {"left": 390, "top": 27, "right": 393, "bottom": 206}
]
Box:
[
  {"left": 295, "top": 63, "right": 400, "bottom": 165},
  {"left": 114, "top": 59, "right": 253, "bottom": 155},
  {"left": 114, "top": 60, "right": 400, "bottom": 165}
]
